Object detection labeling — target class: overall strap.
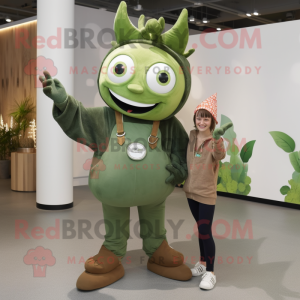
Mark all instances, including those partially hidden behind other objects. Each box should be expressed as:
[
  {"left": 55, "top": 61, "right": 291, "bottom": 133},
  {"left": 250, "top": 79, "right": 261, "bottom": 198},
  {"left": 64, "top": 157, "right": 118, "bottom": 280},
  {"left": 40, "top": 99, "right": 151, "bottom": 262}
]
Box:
[
  {"left": 148, "top": 121, "right": 160, "bottom": 149},
  {"left": 115, "top": 110, "right": 160, "bottom": 149},
  {"left": 115, "top": 110, "right": 125, "bottom": 145}
]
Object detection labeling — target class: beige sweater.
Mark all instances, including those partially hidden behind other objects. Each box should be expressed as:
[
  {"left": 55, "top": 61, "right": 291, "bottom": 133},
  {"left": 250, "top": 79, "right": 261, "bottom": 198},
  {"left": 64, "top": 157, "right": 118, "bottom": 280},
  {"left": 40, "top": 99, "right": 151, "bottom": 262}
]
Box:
[{"left": 183, "top": 129, "right": 226, "bottom": 205}]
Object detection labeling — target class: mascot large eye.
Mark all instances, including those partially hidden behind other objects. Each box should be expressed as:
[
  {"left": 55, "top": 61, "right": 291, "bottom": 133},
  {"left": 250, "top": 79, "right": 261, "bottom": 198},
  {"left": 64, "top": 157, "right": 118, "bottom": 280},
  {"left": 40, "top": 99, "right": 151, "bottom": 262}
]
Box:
[
  {"left": 107, "top": 55, "right": 134, "bottom": 83},
  {"left": 146, "top": 63, "right": 176, "bottom": 94}
]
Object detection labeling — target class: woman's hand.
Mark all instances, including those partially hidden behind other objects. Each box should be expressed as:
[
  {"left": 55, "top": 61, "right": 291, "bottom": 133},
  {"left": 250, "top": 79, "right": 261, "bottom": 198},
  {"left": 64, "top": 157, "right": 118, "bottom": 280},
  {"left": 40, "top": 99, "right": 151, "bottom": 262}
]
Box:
[
  {"left": 212, "top": 122, "right": 233, "bottom": 141},
  {"left": 39, "top": 71, "right": 68, "bottom": 104}
]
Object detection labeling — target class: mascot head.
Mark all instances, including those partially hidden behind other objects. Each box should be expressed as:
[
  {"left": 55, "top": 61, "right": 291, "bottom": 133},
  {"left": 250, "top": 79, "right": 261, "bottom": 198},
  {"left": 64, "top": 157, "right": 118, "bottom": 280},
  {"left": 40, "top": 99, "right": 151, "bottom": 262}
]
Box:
[{"left": 98, "top": 1, "right": 195, "bottom": 121}]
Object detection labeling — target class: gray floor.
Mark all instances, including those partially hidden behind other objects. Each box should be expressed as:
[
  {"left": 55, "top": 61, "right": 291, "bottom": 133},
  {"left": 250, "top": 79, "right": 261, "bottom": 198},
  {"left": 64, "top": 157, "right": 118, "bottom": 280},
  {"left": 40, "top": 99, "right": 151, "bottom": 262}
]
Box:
[{"left": 1, "top": 178, "right": 300, "bottom": 300}]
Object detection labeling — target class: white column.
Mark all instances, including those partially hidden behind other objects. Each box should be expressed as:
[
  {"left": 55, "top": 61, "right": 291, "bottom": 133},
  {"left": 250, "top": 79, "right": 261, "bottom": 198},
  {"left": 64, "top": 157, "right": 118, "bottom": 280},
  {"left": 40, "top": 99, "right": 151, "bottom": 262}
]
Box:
[{"left": 36, "top": 0, "right": 74, "bottom": 209}]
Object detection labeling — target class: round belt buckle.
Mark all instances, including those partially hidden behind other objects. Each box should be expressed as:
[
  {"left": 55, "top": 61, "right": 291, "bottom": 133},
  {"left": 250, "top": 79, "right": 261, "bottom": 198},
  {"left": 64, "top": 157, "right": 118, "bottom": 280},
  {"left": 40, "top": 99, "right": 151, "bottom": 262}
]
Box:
[{"left": 127, "top": 142, "right": 147, "bottom": 161}]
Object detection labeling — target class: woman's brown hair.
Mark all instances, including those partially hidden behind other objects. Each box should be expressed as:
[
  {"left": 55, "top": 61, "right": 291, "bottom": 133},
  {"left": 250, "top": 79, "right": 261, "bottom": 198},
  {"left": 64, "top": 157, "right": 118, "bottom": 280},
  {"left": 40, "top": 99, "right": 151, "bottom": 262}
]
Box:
[{"left": 193, "top": 109, "right": 216, "bottom": 133}]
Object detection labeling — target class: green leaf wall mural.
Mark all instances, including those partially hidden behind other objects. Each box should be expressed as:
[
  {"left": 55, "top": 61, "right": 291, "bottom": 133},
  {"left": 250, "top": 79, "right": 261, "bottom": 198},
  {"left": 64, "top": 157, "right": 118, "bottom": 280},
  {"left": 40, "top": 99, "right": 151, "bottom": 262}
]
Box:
[
  {"left": 269, "top": 131, "right": 300, "bottom": 204},
  {"left": 217, "top": 114, "right": 255, "bottom": 196}
]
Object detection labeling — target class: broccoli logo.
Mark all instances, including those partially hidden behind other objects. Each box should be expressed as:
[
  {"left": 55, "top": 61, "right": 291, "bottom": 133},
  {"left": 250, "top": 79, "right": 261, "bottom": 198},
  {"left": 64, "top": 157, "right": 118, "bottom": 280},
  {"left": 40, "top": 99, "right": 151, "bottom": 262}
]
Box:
[
  {"left": 216, "top": 114, "right": 255, "bottom": 195},
  {"left": 24, "top": 56, "right": 58, "bottom": 88},
  {"left": 23, "top": 246, "right": 56, "bottom": 277},
  {"left": 270, "top": 131, "right": 300, "bottom": 204}
]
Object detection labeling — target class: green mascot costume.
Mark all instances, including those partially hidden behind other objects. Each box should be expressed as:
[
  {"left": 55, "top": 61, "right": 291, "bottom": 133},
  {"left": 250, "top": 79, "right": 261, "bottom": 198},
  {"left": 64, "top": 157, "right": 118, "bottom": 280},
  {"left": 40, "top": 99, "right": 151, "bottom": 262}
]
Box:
[{"left": 39, "top": 1, "right": 195, "bottom": 290}]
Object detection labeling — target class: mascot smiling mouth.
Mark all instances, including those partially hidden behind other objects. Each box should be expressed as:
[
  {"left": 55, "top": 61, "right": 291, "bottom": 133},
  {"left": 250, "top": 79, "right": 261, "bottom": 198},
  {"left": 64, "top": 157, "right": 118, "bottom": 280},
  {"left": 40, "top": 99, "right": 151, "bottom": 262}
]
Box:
[{"left": 109, "top": 89, "right": 159, "bottom": 114}]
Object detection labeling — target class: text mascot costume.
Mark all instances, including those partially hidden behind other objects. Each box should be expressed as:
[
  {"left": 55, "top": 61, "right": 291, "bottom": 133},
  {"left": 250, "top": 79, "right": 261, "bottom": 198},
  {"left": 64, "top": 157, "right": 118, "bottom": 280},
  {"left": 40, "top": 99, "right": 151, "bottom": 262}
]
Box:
[{"left": 39, "top": 1, "right": 195, "bottom": 290}]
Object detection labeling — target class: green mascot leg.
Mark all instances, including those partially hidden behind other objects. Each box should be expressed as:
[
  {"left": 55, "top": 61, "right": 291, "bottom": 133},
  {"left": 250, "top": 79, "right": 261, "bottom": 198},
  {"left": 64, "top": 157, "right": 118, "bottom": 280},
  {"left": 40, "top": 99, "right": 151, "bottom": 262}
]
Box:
[
  {"left": 76, "top": 203, "right": 129, "bottom": 291},
  {"left": 139, "top": 200, "right": 192, "bottom": 281},
  {"left": 102, "top": 203, "right": 130, "bottom": 258},
  {"left": 138, "top": 200, "right": 167, "bottom": 257}
]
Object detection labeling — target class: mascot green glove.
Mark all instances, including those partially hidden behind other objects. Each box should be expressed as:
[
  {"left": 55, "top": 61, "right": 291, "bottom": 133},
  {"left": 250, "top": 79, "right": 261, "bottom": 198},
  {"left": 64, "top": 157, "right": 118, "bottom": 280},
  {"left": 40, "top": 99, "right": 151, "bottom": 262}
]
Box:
[
  {"left": 39, "top": 1, "right": 195, "bottom": 290},
  {"left": 213, "top": 123, "right": 233, "bottom": 141}
]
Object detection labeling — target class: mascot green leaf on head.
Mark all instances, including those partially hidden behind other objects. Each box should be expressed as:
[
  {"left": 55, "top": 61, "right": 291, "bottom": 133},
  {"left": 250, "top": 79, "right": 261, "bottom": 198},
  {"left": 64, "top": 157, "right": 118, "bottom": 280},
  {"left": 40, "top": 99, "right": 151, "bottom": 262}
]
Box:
[{"left": 39, "top": 1, "right": 195, "bottom": 291}]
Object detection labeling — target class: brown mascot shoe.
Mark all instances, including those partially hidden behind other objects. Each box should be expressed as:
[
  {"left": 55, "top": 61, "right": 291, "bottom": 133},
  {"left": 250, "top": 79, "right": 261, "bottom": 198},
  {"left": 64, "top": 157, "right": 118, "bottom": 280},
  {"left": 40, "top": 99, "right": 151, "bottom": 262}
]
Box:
[
  {"left": 76, "top": 265, "right": 125, "bottom": 291},
  {"left": 147, "top": 240, "right": 192, "bottom": 281},
  {"left": 85, "top": 245, "right": 121, "bottom": 274},
  {"left": 148, "top": 240, "right": 184, "bottom": 267},
  {"left": 76, "top": 245, "right": 124, "bottom": 291}
]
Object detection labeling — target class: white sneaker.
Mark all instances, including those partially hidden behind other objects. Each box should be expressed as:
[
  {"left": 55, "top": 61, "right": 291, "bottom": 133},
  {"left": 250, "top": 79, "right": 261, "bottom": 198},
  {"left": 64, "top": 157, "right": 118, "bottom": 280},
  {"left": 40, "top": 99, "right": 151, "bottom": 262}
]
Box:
[
  {"left": 199, "top": 271, "right": 216, "bottom": 290},
  {"left": 191, "top": 261, "right": 206, "bottom": 276}
]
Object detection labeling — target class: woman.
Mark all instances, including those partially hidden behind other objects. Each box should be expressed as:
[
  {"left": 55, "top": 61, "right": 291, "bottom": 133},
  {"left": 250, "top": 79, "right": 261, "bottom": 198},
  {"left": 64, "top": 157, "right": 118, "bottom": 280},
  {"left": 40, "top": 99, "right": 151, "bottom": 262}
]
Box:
[{"left": 183, "top": 93, "right": 232, "bottom": 290}]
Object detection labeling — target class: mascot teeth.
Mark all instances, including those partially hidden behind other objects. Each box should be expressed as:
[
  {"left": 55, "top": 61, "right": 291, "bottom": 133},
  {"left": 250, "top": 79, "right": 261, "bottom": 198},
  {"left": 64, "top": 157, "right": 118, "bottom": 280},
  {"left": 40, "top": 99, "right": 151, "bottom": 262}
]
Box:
[{"left": 109, "top": 89, "right": 155, "bottom": 107}]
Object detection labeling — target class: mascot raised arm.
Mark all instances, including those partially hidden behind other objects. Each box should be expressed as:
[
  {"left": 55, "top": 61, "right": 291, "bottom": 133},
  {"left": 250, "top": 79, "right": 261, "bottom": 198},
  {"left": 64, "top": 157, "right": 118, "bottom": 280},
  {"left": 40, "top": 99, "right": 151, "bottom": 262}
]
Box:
[{"left": 39, "top": 1, "right": 195, "bottom": 290}]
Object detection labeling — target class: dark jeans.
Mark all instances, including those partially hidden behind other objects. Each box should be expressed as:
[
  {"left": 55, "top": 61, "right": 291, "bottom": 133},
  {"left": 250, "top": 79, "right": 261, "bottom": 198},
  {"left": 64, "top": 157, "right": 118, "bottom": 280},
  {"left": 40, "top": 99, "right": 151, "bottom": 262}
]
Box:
[{"left": 187, "top": 198, "right": 215, "bottom": 272}]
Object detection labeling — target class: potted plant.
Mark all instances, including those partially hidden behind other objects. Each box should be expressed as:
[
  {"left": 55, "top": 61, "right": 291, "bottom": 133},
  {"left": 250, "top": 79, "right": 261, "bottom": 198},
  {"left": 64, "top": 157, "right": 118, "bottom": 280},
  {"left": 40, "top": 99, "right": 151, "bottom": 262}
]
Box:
[
  {"left": 0, "top": 127, "right": 18, "bottom": 178},
  {"left": 9, "top": 96, "right": 36, "bottom": 148}
]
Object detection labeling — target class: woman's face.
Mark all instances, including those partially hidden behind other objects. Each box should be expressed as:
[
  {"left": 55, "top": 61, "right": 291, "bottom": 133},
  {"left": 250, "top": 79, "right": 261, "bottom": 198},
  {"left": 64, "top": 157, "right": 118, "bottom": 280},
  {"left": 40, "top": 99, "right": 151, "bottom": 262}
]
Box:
[{"left": 195, "top": 110, "right": 212, "bottom": 134}]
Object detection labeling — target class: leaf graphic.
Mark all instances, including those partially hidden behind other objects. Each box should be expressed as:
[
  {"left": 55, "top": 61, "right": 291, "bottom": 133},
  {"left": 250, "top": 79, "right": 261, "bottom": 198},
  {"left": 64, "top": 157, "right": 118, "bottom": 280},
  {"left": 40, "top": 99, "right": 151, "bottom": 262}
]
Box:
[
  {"left": 280, "top": 186, "right": 290, "bottom": 195},
  {"left": 220, "top": 114, "right": 236, "bottom": 156},
  {"left": 240, "top": 140, "right": 256, "bottom": 163},
  {"left": 285, "top": 178, "right": 300, "bottom": 204},
  {"left": 239, "top": 168, "right": 246, "bottom": 182},
  {"left": 227, "top": 143, "right": 239, "bottom": 156},
  {"left": 289, "top": 152, "right": 300, "bottom": 172},
  {"left": 230, "top": 154, "right": 243, "bottom": 182},
  {"left": 269, "top": 131, "right": 295, "bottom": 153},
  {"left": 292, "top": 171, "right": 300, "bottom": 181}
]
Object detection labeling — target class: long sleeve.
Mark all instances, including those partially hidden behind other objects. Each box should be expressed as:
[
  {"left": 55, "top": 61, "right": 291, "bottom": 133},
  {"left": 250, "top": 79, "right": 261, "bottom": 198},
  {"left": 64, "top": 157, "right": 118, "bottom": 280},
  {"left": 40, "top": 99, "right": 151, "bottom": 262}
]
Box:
[
  {"left": 211, "top": 137, "right": 226, "bottom": 161},
  {"left": 52, "top": 94, "right": 108, "bottom": 152},
  {"left": 170, "top": 117, "right": 189, "bottom": 180}
]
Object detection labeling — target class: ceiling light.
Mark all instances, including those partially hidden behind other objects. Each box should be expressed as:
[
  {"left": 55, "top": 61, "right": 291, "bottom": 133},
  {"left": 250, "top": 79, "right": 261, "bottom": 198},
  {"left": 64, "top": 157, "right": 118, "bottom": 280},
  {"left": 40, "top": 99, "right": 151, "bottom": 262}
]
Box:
[
  {"left": 194, "top": 2, "right": 202, "bottom": 5},
  {"left": 246, "top": 13, "right": 252, "bottom": 17},
  {"left": 189, "top": 15, "right": 195, "bottom": 22},
  {"left": 253, "top": 11, "right": 259, "bottom": 16},
  {"left": 5, "top": 16, "right": 12, "bottom": 22},
  {"left": 134, "top": 4, "right": 142, "bottom": 11},
  {"left": 216, "top": 28, "right": 221, "bottom": 31},
  {"left": 202, "top": 17, "right": 209, "bottom": 23}
]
